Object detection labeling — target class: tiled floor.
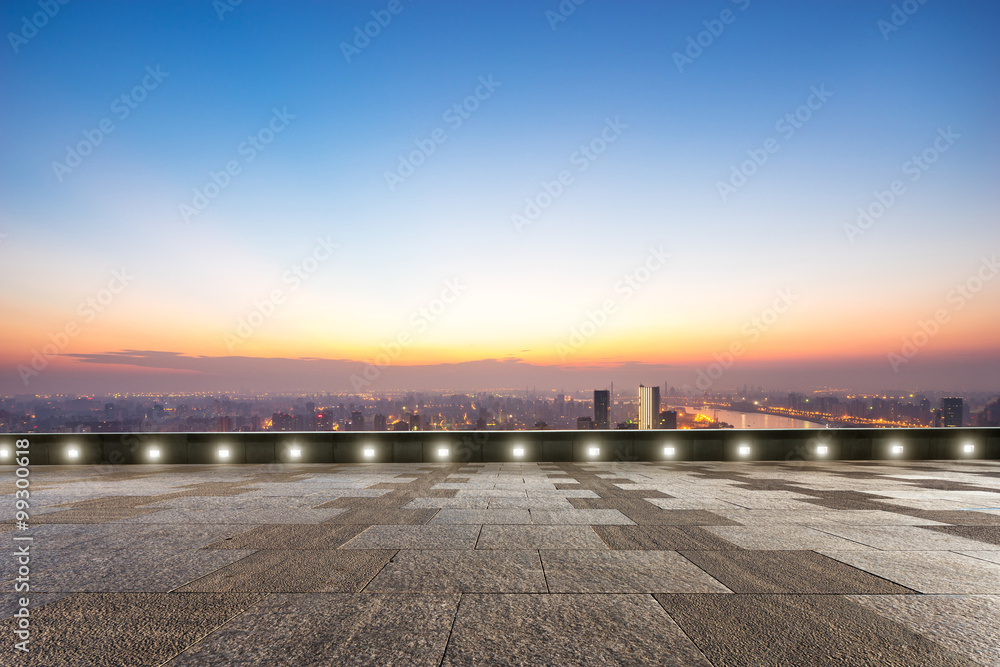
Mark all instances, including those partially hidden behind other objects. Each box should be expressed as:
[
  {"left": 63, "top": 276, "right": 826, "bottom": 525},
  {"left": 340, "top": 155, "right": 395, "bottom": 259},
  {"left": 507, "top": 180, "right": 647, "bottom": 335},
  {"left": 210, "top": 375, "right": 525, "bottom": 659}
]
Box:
[{"left": 2, "top": 460, "right": 1000, "bottom": 665}]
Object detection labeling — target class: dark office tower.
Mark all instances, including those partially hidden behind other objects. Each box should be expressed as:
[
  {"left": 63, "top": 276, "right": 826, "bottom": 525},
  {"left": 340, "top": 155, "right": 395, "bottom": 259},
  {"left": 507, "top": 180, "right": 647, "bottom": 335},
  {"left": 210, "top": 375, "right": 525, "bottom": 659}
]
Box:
[
  {"left": 373, "top": 414, "right": 387, "bottom": 431},
  {"left": 941, "top": 398, "right": 963, "bottom": 427},
  {"left": 409, "top": 414, "right": 421, "bottom": 431},
  {"left": 639, "top": 385, "right": 660, "bottom": 430},
  {"left": 594, "top": 390, "right": 610, "bottom": 430},
  {"left": 350, "top": 411, "right": 364, "bottom": 431},
  {"left": 577, "top": 416, "right": 593, "bottom": 430},
  {"left": 659, "top": 410, "right": 677, "bottom": 429},
  {"left": 557, "top": 393, "right": 565, "bottom": 417}
]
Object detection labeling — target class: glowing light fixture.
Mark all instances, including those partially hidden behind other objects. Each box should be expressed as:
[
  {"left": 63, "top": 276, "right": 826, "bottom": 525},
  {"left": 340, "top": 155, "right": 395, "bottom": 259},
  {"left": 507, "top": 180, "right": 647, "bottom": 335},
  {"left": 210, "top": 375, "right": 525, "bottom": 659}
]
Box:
[
  {"left": 816, "top": 445, "right": 828, "bottom": 456},
  {"left": 363, "top": 447, "right": 376, "bottom": 459},
  {"left": 891, "top": 445, "right": 904, "bottom": 455},
  {"left": 963, "top": 443, "right": 975, "bottom": 454},
  {"left": 512, "top": 447, "right": 525, "bottom": 458},
  {"left": 218, "top": 448, "right": 230, "bottom": 460},
  {"left": 148, "top": 448, "right": 161, "bottom": 460},
  {"left": 738, "top": 445, "right": 751, "bottom": 457},
  {"left": 437, "top": 447, "right": 449, "bottom": 458},
  {"left": 67, "top": 447, "right": 79, "bottom": 459},
  {"left": 0, "top": 448, "right": 10, "bottom": 458},
  {"left": 289, "top": 448, "right": 301, "bottom": 458},
  {"left": 588, "top": 447, "right": 600, "bottom": 457},
  {"left": 663, "top": 446, "right": 675, "bottom": 457}
]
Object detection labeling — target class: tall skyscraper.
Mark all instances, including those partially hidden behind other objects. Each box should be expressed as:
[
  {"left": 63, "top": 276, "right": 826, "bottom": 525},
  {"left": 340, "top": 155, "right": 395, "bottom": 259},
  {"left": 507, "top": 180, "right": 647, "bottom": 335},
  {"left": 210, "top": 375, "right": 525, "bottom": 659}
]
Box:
[
  {"left": 594, "top": 390, "right": 610, "bottom": 430},
  {"left": 941, "top": 397, "right": 963, "bottom": 427},
  {"left": 639, "top": 385, "right": 660, "bottom": 430}
]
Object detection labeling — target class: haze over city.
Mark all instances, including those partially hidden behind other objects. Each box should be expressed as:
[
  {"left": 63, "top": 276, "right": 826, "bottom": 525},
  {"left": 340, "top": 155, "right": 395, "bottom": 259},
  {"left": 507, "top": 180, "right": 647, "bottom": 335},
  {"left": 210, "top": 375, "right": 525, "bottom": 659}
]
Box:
[{"left": 2, "top": 0, "right": 998, "bottom": 397}]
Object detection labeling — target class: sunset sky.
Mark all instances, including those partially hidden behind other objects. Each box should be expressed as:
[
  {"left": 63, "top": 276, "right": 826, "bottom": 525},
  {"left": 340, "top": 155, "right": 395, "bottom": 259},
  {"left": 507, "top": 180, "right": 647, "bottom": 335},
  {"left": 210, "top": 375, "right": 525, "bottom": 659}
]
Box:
[{"left": 2, "top": 0, "right": 998, "bottom": 395}]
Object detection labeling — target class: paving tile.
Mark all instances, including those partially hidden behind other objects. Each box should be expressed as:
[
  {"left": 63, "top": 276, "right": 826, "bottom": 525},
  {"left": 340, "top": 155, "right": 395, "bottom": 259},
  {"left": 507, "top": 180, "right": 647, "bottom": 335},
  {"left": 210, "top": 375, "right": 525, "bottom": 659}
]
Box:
[
  {"left": 680, "top": 550, "right": 916, "bottom": 594},
  {"left": 923, "top": 525, "right": 1000, "bottom": 546},
  {"left": 957, "top": 550, "right": 1000, "bottom": 565},
  {"left": 202, "top": 524, "right": 369, "bottom": 550},
  {"left": 0, "top": 592, "right": 264, "bottom": 667},
  {"left": 166, "top": 593, "right": 458, "bottom": 666},
  {"left": 528, "top": 509, "right": 635, "bottom": 525},
  {"left": 819, "top": 551, "right": 1000, "bottom": 593},
  {"left": 704, "top": 525, "right": 877, "bottom": 550},
  {"left": 5, "top": 549, "right": 253, "bottom": 593},
  {"left": 655, "top": 593, "right": 978, "bottom": 667},
  {"left": 366, "top": 549, "right": 546, "bottom": 593},
  {"left": 486, "top": 497, "right": 574, "bottom": 510},
  {"left": 849, "top": 595, "right": 1000, "bottom": 667},
  {"left": 594, "top": 525, "right": 743, "bottom": 551},
  {"left": 428, "top": 509, "right": 531, "bottom": 524},
  {"left": 341, "top": 525, "right": 481, "bottom": 549},
  {"left": 476, "top": 525, "right": 608, "bottom": 550},
  {"left": 0, "top": 593, "right": 73, "bottom": 620},
  {"left": 400, "top": 497, "right": 490, "bottom": 509},
  {"left": 443, "top": 594, "right": 712, "bottom": 666},
  {"left": 542, "top": 550, "right": 731, "bottom": 593},
  {"left": 816, "top": 525, "right": 1000, "bottom": 551},
  {"left": 176, "top": 549, "right": 395, "bottom": 593}
]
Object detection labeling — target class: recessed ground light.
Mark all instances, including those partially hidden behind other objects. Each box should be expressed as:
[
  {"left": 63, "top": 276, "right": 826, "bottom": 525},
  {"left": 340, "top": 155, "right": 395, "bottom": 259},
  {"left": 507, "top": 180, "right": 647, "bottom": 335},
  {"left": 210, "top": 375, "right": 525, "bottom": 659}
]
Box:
[
  {"left": 738, "top": 445, "right": 751, "bottom": 457},
  {"left": 663, "top": 447, "right": 675, "bottom": 457},
  {"left": 513, "top": 447, "right": 525, "bottom": 457},
  {"left": 363, "top": 448, "right": 376, "bottom": 459},
  {"left": 148, "top": 448, "right": 161, "bottom": 460},
  {"left": 218, "top": 448, "right": 230, "bottom": 460},
  {"left": 588, "top": 447, "right": 600, "bottom": 457},
  {"left": 816, "top": 445, "right": 828, "bottom": 455},
  {"left": 67, "top": 447, "right": 79, "bottom": 459}
]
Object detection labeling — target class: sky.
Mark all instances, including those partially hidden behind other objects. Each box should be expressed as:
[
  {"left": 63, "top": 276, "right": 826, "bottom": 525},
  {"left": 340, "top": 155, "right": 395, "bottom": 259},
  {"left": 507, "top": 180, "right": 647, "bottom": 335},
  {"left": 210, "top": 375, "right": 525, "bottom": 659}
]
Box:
[{"left": 1, "top": 0, "right": 999, "bottom": 396}]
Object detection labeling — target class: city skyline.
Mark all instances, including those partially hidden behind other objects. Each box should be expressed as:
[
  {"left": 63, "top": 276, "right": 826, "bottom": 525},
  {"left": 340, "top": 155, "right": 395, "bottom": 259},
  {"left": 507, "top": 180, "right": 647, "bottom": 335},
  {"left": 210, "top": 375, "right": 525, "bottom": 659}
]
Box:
[{"left": 2, "top": 1, "right": 999, "bottom": 396}]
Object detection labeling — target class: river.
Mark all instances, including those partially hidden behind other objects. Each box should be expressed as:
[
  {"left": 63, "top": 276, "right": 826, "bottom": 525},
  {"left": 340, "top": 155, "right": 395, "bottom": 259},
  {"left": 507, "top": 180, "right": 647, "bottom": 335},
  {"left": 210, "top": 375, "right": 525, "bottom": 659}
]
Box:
[{"left": 679, "top": 406, "right": 823, "bottom": 430}]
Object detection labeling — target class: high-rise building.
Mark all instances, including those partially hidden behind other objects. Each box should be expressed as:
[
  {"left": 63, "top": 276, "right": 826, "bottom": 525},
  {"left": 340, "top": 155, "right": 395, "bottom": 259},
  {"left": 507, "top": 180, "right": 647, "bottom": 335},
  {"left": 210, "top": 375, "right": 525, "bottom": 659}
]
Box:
[
  {"left": 659, "top": 410, "right": 677, "bottom": 429},
  {"left": 639, "top": 385, "right": 660, "bottom": 430},
  {"left": 350, "top": 411, "right": 364, "bottom": 431},
  {"left": 373, "top": 414, "right": 387, "bottom": 431},
  {"left": 594, "top": 390, "right": 610, "bottom": 429},
  {"left": 941, "top": 398, "right": 963, "bottom": 427},
  {"left": 576, "top": 416, "right": 593, "bottom": 430}
]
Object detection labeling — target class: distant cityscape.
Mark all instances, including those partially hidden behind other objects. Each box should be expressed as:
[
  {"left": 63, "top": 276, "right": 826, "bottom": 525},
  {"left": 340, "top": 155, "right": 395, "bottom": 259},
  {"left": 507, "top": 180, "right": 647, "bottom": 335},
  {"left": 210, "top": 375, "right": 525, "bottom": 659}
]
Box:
[{"left": 2, "top": 384, "right": 997, "bottom": 434}]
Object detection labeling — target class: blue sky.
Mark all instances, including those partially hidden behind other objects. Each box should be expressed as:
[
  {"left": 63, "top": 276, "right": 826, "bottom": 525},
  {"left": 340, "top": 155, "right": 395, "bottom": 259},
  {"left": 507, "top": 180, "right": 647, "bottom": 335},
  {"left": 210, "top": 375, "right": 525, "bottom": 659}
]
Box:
[{"left": 2, "top": 0, "right": 998, "bottom": 394}]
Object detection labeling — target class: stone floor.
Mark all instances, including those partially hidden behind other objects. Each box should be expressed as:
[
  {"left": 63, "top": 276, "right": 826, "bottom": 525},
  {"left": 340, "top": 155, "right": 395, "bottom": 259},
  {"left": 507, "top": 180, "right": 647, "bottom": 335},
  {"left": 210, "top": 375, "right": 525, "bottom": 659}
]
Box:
[{"left": 2, "top": 460, "right": 1000, "bottom": 666}]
